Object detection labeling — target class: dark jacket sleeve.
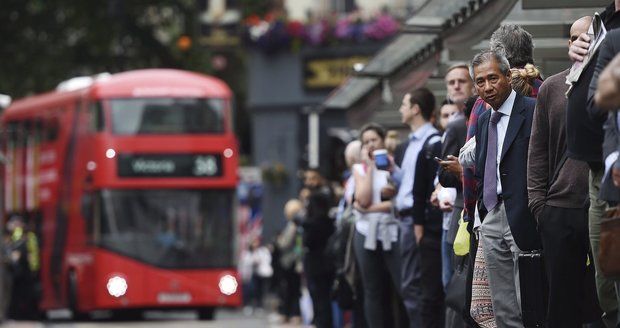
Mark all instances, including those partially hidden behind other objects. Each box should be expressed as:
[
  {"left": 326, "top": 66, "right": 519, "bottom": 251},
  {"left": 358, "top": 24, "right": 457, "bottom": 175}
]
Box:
[
  {"left": 412, "top": 136, "right": 442, "bottom": 228},
  {"left": 438, "top": 118, "right": 466, "bottom": 189},
  {"left": 600, "top": 112, "right": 620, "bottom": 203},
  {"left": 587, "top": 29, "right": 620, "bottom": 122},
  {"left": 527, "top": 80, "right": 551, "bottom": 221},
  {"left": 474, "top": 112, "right": 487, "bottom": 214},
  {"left": 603, "top": 112, "right": 619, "bottom": 161}
]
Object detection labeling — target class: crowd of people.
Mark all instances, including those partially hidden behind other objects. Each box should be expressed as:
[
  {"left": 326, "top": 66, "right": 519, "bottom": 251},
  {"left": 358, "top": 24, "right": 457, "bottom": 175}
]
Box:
[{"left": 242, "top": 3, "right": 620, "bottom": 328}]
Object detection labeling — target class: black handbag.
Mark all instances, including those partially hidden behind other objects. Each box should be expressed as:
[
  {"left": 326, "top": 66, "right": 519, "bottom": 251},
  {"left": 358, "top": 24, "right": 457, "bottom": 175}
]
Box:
[
  {"left": 332, "top": 270, "right": 355, "bottom": 309},
  {"left": 445, "top": 255, "right": 469, "bottom": 312},
  {"left": 330, "top": 205, "right": 357, "bottom": 309},
  {"left": 518, "top": 251, "right": 548, "bottom": 328}
]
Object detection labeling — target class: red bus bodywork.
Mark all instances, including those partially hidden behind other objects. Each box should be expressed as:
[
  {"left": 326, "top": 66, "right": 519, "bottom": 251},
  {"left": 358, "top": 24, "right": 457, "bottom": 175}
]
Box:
[{"left": 1, "top": 69, "right": 241, "bottom": 315}]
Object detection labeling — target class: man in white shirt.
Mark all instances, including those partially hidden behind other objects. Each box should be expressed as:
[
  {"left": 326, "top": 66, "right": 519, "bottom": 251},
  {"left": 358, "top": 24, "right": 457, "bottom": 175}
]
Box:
[{"left": 392, "top": 87, "right": 440, "bottom": 327}]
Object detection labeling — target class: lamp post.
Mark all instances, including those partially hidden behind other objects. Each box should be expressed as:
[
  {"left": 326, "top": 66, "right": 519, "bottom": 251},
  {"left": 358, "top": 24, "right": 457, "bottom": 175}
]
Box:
[{"left": 302, "top": 105, "right": 325, "bottom": 169}]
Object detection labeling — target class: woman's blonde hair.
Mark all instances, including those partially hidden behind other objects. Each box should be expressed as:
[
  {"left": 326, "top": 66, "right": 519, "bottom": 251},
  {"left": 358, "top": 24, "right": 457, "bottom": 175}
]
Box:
[{"left": 510, "top": 64, "right": 540, "bottom": 96}]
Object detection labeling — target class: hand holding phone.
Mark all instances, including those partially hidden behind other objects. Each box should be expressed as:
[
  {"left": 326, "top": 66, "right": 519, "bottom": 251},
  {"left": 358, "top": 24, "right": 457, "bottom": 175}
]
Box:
[{"left": 373, "top": 149, "right": 390, "bottom": 170}]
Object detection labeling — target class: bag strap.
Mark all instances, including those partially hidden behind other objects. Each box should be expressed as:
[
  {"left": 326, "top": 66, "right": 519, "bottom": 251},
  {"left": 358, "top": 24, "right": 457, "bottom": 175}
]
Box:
[
  {"left": 422, "top": 132, "right": 442, "bottom": 159},
  {"left": 343, "top": 218, "right": 356, "bottom": 271}
]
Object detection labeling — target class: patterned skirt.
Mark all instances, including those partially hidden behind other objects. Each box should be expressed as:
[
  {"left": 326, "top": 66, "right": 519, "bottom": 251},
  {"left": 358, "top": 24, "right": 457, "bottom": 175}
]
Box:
[{"left": 470, "top": 239, "right": 497, "bottom": 328}]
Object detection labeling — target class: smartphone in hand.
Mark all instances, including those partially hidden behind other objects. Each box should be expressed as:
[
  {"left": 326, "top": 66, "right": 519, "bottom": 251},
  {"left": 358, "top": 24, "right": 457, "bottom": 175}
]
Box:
[{"left": 374, "top": 149, "right": 390, "bottom": 170}]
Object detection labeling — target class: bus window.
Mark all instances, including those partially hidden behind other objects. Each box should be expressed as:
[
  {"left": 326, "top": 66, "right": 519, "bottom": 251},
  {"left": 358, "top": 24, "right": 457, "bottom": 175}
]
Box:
[
  {"left": 108, "top": 98, "right": 225, "bottom": 135},
  {"left": 98, "top": 189, "right": 234, "bottom": 269},
  {"left": 88, "top": 101, "right": 105, "bottom": 132},
  {"left": 34, "top": 119, "right": 44, "bottom": 140},
  {"left": 6, "top": 122, "right": 19, "bottom": 146},
  {"left": 43, "top": 117, "right": 59, "bottom": 142}
]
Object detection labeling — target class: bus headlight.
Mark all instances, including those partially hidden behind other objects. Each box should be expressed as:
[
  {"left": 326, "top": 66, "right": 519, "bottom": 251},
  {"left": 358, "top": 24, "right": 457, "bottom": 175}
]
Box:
[
  {"left": 106, "top": 148, "right": 116, "bottom": 159},
  {"left": 106, "top": 276, "right": 128, "bottom": 298},
  {"left": 218, "top": 274, "right": 237, "bottom": 296}
]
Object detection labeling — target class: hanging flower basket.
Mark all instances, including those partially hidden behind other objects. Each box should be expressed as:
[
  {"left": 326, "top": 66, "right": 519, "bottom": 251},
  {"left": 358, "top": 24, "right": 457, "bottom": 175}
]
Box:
[{"left": 243, "top": 10, "right": 401, "bottom": 53}]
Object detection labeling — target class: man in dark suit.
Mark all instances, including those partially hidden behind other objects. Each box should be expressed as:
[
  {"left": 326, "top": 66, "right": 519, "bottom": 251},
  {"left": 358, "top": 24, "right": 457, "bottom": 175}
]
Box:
[
  {"left": 590, "top": 29, "right": 620, "bottom": 327},
  {"left": 472, "top": 49, "right": 541, "bottom": 327},
  {"left": 435, "top": 64, "right": 472, "bottom": 322}
]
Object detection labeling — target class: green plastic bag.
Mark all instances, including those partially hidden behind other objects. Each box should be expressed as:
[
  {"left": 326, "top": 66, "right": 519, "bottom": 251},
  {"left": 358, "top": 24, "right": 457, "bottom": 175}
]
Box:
[{"left": 453, "top": 211, "right": 470, "bottom": 256}]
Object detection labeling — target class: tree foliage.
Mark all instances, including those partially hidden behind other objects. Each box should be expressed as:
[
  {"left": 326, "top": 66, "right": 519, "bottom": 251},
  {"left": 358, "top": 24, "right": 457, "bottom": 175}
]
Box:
[{"left": 0, "top": 0, "right": 212, "bottom": 98}]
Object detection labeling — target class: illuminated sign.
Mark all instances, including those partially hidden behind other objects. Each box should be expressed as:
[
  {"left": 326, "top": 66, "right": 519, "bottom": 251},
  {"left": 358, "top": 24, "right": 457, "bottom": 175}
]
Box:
[{"left": 118, "top": 154, "right": 222, "bottom": 177}]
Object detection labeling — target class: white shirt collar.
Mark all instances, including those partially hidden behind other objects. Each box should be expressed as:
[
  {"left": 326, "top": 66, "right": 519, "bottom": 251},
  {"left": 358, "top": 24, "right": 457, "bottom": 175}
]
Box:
[
  {"left": 496, "top": 90, "right": 516, "bottom": 117},
  {"left": 410, "top": 122, "right": 434, "bottom": 141}
]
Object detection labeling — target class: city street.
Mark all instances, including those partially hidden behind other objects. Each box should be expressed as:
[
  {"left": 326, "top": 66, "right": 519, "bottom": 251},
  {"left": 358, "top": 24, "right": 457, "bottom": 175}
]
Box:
[
  {"left": 1, "top": 2, "right": 616, "bottom": 328},
  {"left": 0, "top": 309, "right": 285, "bottom": 328}
]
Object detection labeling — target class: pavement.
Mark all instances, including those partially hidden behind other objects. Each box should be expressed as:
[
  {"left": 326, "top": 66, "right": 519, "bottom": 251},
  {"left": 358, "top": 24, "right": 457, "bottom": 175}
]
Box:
[{"left": 0, "top": 308, "right": 307, "bottom": 328}]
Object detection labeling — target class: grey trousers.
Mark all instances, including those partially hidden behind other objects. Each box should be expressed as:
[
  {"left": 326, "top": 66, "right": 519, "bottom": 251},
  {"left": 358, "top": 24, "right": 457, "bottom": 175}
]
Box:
[
  {"left": 400, "top": 215, "right": 423, "bottom": 328},
  {"left": 589, "top": 168, "right": 620, "bottom": 328},
  {"left": 479, "top": 202, "right": 524, "bottom": 328}
]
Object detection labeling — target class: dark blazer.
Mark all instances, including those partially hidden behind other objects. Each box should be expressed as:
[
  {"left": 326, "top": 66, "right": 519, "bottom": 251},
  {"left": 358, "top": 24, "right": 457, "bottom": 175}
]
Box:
[
  {"left": 412, "top": 134, "right": 442, "bottom": 232},
  {"left": 601, "top": 112, "right": 620, "bottom": 203},
  {"left": 588, "top": 28, "right": 620, "bottom": 122},
  {"left": 475, "top": 94, "right": 541, "bottom": 251},
  {"left": 589, "top": 29, "right": 620, "bottom": 202},
  {"left": 438, "top": 116, "right": 467, "bottom": 191}
]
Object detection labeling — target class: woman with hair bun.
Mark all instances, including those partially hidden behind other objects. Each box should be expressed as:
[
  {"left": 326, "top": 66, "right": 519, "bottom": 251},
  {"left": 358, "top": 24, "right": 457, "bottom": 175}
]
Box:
[{"left": 510, "top": 63, "right": 542, "bottom": 97}]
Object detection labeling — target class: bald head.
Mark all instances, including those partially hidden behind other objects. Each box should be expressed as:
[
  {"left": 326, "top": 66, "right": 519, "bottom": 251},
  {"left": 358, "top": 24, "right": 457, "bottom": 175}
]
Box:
[
  {"left": 570, "top": 16, "right": 592, "bottom": 47},
  {"left": 284, "top": 199, "right": 303, "bottom": 220}
]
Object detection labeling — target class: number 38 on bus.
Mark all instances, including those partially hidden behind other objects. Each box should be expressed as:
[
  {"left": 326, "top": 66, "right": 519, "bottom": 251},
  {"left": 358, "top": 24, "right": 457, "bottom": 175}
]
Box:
[{"left": 1, "top": 69, "right": 241, "bottom": 319}]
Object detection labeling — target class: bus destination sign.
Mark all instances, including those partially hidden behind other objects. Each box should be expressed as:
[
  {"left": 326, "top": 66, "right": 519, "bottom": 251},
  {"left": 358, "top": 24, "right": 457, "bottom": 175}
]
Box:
[{"left": 118, "top": 153, "right": 222, "bottom": 177}]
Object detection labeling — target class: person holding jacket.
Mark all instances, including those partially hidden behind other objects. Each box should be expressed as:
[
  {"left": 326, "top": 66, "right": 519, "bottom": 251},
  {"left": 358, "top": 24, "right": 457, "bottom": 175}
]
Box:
[{"left": 353, "top": 123, "right": 405, "bottom": 327}]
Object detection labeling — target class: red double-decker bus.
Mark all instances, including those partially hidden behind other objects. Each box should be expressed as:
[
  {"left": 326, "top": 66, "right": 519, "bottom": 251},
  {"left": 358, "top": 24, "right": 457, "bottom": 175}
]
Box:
[{"left": 1, "top": 69, "right": 241, "bottom": 319}]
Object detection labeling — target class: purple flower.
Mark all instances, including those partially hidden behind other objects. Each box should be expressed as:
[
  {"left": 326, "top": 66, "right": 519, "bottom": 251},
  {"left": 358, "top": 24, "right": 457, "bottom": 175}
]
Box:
[
  {"left": 335, "top": 17, "right": 351, "bottom": 39},
  {"left": 364, "top": 14, "right": 399, "bottom": 40},
  {"left": 304, "top": 19, "right": 330, "bottom": 46}
]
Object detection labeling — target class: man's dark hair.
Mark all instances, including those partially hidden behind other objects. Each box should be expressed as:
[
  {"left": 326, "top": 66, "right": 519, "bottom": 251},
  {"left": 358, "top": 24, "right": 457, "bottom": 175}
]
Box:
[
  {"left": 359, "top": 122, "right": 386, "bottom": 141},
  {"left": 470, "top": 49, "right": 511, "bottom": 79},
  {"left": 408, "top": 87, "right": 436, "bottom": 121},
  {"left": 441, "top": 99, "right": 453, "bottom": 106},
  {"left": 464, "top": 95, "right": 477, "bottom": 120},
  {"left": 489, "top": 24, "right": 534, "bottom": 68},
  {"left": 304, "top": 167, "right": 322, "bottom": 175}
]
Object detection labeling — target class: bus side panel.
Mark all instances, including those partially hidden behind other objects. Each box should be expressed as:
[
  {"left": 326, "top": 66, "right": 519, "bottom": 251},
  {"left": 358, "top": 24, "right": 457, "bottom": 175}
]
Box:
[
  {"left": 65, "top": 96, "right": 100, "bottom": 311},
  {"left": 40, "top": 104, "right": 78, "bottom": 310}
]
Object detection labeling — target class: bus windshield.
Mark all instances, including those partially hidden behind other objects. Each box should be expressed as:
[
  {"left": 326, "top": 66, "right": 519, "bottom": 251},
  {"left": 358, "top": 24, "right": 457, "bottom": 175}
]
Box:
[
  {"left": 96, "top": 189, "right": 234, "bottom": 269},
  {"left": 109, "top": 98, "right": 225, "bottom": 135}
]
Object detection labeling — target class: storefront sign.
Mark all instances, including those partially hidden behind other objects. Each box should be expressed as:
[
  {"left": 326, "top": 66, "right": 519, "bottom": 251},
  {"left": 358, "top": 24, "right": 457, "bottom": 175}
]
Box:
[{"left": 303, "top": 56, "right": 369, "bottom": 90}]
